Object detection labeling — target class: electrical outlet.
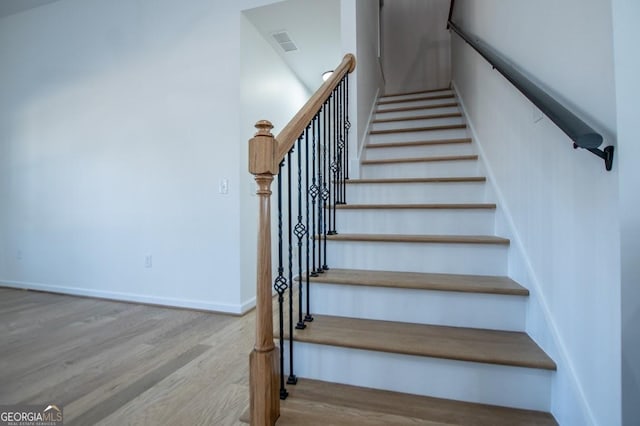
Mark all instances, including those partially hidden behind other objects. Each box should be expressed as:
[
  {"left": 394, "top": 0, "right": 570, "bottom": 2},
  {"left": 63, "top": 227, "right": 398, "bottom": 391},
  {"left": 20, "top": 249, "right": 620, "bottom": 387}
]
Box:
[{"left": 145, "top": 255, "right": 152, "bottom": 268}]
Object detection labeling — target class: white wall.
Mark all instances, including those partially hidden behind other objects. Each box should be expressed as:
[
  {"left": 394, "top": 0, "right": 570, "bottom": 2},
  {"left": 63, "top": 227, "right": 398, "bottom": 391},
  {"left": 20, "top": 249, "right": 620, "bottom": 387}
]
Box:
[
  {"left": 239, "top": 13, "right": 311, "bottom": 306},
  {"left": 0, "top": 0, "right": 309, "bottom": 314},
  {"left": 612, "top": 1, "right": 640, "bottom": 424},
  {"left": 381, "top": 0, "right": 451, "bottom": 94},
  {"left": 451, "top": 1, "right": 620, "bottom": 425},
  {"left": 342, "top": 0, "right": 384, "bottom": 170}
]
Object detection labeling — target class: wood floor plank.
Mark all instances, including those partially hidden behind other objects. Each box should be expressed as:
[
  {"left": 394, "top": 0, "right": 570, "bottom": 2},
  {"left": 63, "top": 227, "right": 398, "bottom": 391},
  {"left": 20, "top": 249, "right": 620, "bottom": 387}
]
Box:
[
  {"left": 301, "top": 268, "right": 529, "bottom": 296},
  {"left": 289, "top": 315, "right": 556, "bottom": 370},
  {"left": 67, "top": 344, "right": 212, "bottom": 426}
]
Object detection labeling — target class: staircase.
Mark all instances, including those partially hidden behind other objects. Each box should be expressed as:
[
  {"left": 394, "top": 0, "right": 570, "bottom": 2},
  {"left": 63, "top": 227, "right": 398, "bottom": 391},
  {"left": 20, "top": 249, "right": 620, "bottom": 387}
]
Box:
[{"left": 273, "top": 88, "right": 558, "bottom": 424}]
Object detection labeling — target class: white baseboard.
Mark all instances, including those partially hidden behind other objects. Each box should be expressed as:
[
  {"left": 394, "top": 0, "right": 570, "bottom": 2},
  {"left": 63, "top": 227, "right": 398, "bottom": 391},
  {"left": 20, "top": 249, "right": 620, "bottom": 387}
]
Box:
[
  {"left": 451, "top": 80, "right": 595, "bottom": 426},
  {"left": 0, "top": 279, "right": 247, "bottom": 315}
]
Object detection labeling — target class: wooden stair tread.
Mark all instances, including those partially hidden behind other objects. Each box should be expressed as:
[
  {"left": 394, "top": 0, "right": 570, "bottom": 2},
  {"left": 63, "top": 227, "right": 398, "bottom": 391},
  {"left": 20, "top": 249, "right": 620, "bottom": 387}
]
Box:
[
  {"left": 346, "top": 176, "right": 486, "bottom": 184},
  {"left": 362, "top": 154, "right": 478, "bottom": 165},
  {"left": 305, "top": 268, "right": 529, "bottom": 296},
  {"left": 378, "top": 93, "right": 455, "bottom": 105},
  {"left": 322, "top": 233, "right": 510, "bottom": 245},
  {"left": 366, "top": 137, "right": 471, "bottom": 149},
  {"left": 290, "top": 315, "right": 556, "bottom": 370},
  {"left": 370, "top": 123, "right": 466, "bottom": 135},
  {"left": 376, "top": 102, "right": 458, "bottom": 114},
  {"left": 372, "top": 112, "right": 462, "bottom": 123},
  {"left": 382, "top": 87, "right": 452, "bottom": 98},
  {"left": 334, "top": 203, "right": 496, "bottom": 210},
  {"left": 241, "top": 378, "right": 556, "bottom": 425}
]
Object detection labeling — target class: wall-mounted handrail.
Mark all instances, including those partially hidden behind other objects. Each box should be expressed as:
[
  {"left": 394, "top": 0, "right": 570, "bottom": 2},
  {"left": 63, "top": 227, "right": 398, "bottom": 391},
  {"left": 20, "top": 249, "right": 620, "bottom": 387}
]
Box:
[
  {"left": 247, "top": 53, "right": 355, "bottom": 426},
  {"left": 447, "top": 19, "right": 614, "bottom": 171}
]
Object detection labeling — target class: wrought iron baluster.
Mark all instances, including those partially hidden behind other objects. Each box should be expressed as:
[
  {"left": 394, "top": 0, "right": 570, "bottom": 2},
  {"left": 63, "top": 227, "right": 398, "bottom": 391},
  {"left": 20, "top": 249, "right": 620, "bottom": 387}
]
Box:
[
  {"left": 305, "top": 120, "right": 314, "bottom": 323},
  {"left": 345, "top": 75, "right": 351, "bottom": 184},
  {"left": 295, "top": 133, "right": 307, "bottom": 330},
  {"left": 286, "top": 150, "right": 297, "bottom": 386},
  {"left": 273, "top": 162, "right": 288, "bottom": 400},
  {"left": 330, "top": 90, "right": 339, "bottom": 234},
  {"left": 310, "top": 115, "right": 319, "bottom": 278},
  {"left": 321, "top": 100, "right": 329, "bottom": 271},
  {"left": 339, "top": 78, "right": 346, "bottom": 204}
]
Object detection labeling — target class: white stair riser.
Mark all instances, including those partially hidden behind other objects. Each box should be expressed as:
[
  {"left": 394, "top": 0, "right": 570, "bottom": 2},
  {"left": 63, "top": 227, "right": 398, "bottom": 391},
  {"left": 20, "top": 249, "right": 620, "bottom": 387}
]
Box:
[
  {"left": 336, "top": 209, "right": 495, "bottom": 235},
  {"left": 369, "top": 128, "right": 468, "bottom": 144},
  {"left": 361, "top": 161, "right": 480, "bottom": 179},
  {"left": 325, "top": 241, "right": 508, "bottom": 275},
  {"left": 364, "top": 142, "right": 474, "bottom": 160},
  {"left": 377, "top": 97, "right": 457, "bottom": 111},
  {"left": 346, "top": 182, "right": 487, "bottom": 204},
  {"left": 380, "top": 90, "right": 453, "bottom": 102},
  {"left": 308, "top": 283, "right": 526, "bottom": 331},
  {"left": 371, "top": 116, "right": 464, "bottom": 132},
  {"left": 375, "top": 106, "right": 460, "bottom": 120},
  {"left": 284, "top": 343, "right": 552, "bottom": 411}
]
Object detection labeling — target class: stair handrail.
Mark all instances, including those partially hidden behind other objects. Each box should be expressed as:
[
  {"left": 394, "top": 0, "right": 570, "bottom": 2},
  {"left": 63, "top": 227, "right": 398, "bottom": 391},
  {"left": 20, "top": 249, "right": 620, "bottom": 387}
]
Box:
[
  {"left": 447, "top": 19, "right": 614, "bottom": 171},
  {"left": 247, "top": 53, "right": 356, "bottom": 426}
]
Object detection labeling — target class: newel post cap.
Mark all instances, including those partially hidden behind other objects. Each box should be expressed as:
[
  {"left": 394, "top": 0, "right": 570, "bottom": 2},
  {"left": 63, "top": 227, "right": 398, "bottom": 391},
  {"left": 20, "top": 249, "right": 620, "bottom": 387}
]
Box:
[{"left": 249, "top": 120, "right": 279, "bottom": 175}]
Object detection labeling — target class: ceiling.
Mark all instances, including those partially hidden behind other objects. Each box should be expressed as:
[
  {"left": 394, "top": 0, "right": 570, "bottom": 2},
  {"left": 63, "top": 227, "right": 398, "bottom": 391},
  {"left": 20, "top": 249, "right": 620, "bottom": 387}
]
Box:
[
  {"left": 243, "top": 0, "right": 341, "bottom": 92},
  {"left": 0, "top": 0, "right": 61, "bottom": 18}
]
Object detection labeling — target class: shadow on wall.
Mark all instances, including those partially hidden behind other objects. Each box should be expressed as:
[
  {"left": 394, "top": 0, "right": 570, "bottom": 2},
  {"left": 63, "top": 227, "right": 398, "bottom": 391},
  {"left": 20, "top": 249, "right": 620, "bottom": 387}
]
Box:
[{"left": 401, "top": 38, "right": 451, "bottom": 92}]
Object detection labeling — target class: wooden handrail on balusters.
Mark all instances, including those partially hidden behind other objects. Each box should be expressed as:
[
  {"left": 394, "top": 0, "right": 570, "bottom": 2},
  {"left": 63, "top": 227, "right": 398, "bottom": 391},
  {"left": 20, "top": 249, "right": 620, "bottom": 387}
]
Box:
[{"left": 247, "top": 53, "right": 356, "bottom": 426}]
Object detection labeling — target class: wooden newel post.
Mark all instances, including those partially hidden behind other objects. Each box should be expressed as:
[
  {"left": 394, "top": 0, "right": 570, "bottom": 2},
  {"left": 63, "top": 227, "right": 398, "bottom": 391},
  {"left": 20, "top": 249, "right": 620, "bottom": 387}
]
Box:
[{"left": 248, "top": 120, "right": 280, "bottom": 426}]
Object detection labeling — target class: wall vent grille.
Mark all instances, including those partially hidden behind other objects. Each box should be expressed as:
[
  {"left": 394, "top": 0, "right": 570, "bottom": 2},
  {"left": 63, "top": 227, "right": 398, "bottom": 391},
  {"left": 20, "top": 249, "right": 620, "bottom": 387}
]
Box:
[{"left": 271, "top": 31, "right": 298, "bottom": 52}]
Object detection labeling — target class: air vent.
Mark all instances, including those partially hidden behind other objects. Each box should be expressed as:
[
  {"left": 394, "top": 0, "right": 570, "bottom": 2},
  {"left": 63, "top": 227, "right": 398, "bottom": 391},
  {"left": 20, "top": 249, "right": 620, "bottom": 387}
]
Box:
[{"left": 271, "top": 31, "right": 298, "bottom": 52}]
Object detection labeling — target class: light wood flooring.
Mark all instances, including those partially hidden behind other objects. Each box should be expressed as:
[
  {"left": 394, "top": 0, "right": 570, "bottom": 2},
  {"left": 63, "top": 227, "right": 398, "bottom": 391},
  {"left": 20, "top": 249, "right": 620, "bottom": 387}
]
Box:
[
  {"left": 1, "top": 287, "right": 555, "bottom": 425},
  {"left": 0, "top": 287, "right": 252, "bottom": 426}
]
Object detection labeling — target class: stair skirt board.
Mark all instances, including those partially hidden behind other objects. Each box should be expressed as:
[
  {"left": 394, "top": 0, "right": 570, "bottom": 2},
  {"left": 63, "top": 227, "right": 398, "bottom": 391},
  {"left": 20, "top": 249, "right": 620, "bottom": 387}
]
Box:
[
  {"left": 283, "top": 342, "right": 552, "bottom": 412},
  {"left": 368, "top": 128, "right": 469, "bottom": 144},
  {"left": 308, "top": 283, "right": 526, "bottom": 331},
  {"left": 360, "top": 160, "right": 480, "bottom": 179},
  {"left": 325, "top": 241, "right": 508, "bottom": 275},
  {"left": 335, "top": 209, "right": 496, "bottom": 235},
  {"left": 345, "top": 180, "right": 487, "bottom": 203}
]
